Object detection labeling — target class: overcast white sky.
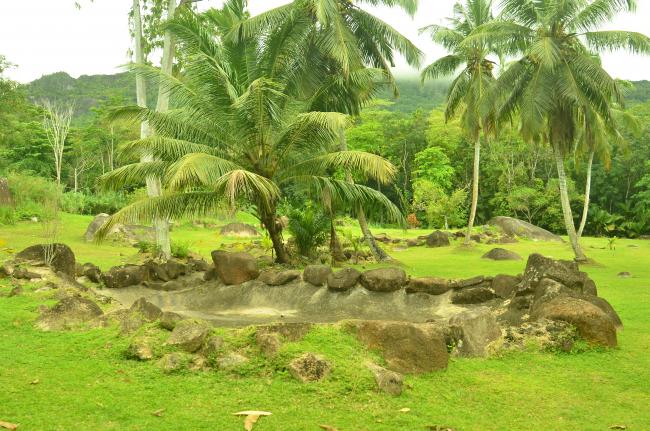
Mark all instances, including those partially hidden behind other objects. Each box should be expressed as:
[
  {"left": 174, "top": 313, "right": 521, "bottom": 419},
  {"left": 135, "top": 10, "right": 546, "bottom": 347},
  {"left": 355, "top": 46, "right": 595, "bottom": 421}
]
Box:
[{"left": 1, "top": 0, "right": 650, "bottom": 83}]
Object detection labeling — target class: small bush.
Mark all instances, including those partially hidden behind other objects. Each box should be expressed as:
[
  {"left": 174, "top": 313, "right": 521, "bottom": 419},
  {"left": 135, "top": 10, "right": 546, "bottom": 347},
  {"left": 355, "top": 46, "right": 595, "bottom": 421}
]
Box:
[
  {"left": 171, "top": 241, "right": 193, "bottom": 259},
  {"left": 0, "top": 206, "right": 16, "bottom": 225},
  {"left": 5, "top": 172, "right": 60, "bottom": 221},
  {"left": 287, "top": 206, "right": 330, "bottom": 257},
  {"left": 60, "top": 191, "right": 132, "bottom": 215}
]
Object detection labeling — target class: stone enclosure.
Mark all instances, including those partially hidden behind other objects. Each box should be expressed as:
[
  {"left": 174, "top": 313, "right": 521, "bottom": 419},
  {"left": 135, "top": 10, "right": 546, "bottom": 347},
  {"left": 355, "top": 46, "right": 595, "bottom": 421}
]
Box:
[{"left": 1, "top": 241, "right": 623, "bottom": 395}]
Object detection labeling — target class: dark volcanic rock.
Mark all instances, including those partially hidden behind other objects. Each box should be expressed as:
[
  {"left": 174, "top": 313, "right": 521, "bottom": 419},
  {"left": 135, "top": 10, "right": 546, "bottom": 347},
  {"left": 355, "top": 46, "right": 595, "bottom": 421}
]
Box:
[
  {"left": 36, "top": 296, "right": 103, "bottom": 331},
  {"left": 451, "top": 286, "right": 497, "bottom": 304},
  {"left": 303, "top": 265, "right": 332, "bottom": 287},
  {"left": 101, "top": 265, "right": 147, "bottom": 289},
  {"left": 129, "top": 297, "right": 162, "bottom": 321},
  {"left": 359, "top": 267, "right": 407, "bottom": 293},
  {"left": 166, "top": 319, "right": 211, "bottom": 353},
  {"left": 405, "top": 277, "right": 450, "bottom": 295},
  {"left": 211, "top": 251, "right": 259, "bottom": 285},
  {"left": 288, "top": 353, "right": 331, "bottom": 382},
  {"left": 82, "top": 263, "right": 102, "bottom": 283},
  {"left": 368, "top": 363, "right": 403, "bottom": 396},
  {"left": 491, "top": 274, "right": 521, "bottom": 299},
  {"left": 426, "top": 230, "right": 450, "bottom": 248},
  {"left": 15, "top": 243, "right": 76, "bottom": 277},
  {"left": 258, "top": 269, "right": 301, "bottom": 286},
  {"left": 327, "top": 267, "right": 361, "bottom": 291},
  {"left": 448, "top": 308, "right": 502, "bottom": 357},
  {"left": 160, "top": 311, "right": 183, "bottom": 330}
]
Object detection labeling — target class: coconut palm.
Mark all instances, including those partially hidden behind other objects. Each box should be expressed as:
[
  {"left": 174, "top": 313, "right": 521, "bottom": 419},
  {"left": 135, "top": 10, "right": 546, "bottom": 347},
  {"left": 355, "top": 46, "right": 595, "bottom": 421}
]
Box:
[
  {"left": 420, "top": 0, "right": 497, "bottom": 246},
  {"left": 470, "top": 0, "right": 650, "bottom": 261},
  {"left": 234, "top": 0, "right": 423, "bottom": 262},
  {"left": 96, "top": 1, "right": 401, "bottom": 263}
]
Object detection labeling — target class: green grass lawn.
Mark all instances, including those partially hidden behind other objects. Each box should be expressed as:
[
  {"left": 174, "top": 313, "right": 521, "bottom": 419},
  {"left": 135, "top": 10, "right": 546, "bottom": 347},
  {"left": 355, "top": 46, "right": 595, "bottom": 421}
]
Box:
[{"left": 0, "top": 215, "right": 649, "bottom": 430}]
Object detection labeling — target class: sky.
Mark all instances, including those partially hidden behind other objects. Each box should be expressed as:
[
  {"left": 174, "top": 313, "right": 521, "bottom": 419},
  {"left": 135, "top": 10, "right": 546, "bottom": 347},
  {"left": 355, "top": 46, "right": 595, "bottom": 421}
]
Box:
[{"left": 1, "top": 0, "right": 650, "bottom": 83}]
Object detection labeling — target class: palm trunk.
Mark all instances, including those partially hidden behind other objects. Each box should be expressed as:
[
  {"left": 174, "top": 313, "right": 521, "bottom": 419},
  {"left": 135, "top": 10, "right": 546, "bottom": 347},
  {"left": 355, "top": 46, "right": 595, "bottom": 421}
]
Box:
[
  {"left": 553, "top": 143, "right": 587, "bottom": 262},
  {"left": 464, "top": 135, "right": 481, "bottom": 245},
  {"left": 577, "top": 149, "right": 594, "bottom": 239},
  {"left": 260, "top": 207, "right": 290, "bottom": 264},
  {"left": 339, "top": 130, "right": 391, "bottom": 262},
  {"left": 329, "top": 219, "right": 346, "bottom": 262}
]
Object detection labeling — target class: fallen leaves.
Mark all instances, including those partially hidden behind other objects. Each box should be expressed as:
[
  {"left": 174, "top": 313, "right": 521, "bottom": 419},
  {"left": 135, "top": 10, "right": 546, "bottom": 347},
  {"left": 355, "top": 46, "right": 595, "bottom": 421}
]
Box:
[
  {"left": 0, "top": 421, "right": 18, "bottom": 430},
  {"left": 233, "top": 411, "right": 272, "bottom": 431}
]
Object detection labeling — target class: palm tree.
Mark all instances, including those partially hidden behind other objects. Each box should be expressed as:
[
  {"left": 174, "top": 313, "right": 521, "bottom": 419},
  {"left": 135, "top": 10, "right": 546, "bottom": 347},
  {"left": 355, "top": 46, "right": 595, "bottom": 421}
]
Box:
[
  {"left": 420, "top": 0, "right": 497, "bottom": 246},
  {"left": 472, "top": 0, "right": 650, "bottom": 261},
  {"left": 235, "top": 0, "right": 423, "bottom": 262},
  {"left": 97, "top": 2, "right": 401, "bottom": 264}
]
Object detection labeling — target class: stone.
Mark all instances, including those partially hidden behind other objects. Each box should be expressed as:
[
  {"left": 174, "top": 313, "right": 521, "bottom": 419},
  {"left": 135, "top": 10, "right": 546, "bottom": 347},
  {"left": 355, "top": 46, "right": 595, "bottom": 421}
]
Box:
[
  {"left": 84, "top": 213, "right": 110, "bottom": 242},
  {"left": 126, "top": 338, "right": 154, "bottom": 361},
  {"left": 203, "top": 267, "right": 218, "bottom": 281},
  {"left": 502, "top": 319, "right": 578, "bottom": 352},
  {"left": 406, "top": 239, "right": 423, "bottom": 247},
  {"left": 448, "top": 308, "right": 502, "bottom": 357},
  {"left": 36, "top": 295, "right": 103, "bottom": 331},
  {"left": 158, "top": 352, "right": 190, "bottom": 373},
  {"left": 12, "top": 267, "right": 42, "bottom": 280},
  {"left": 488, "top": 216, "right": 563, "bottom": 241},
  {"left": 219, "top": 222, "right": 260, "bottom": 237},
  {"left": 15, "top": 243, "right": 76, "bottom": 277},
  {"left": 452, "top": 275, "right": 486, "bottom": 289},
  {"left": 451, "top": 286, "right": 497, "bottom": 304},
  {"left": 211, "top": 251, "right": 259, "bottom": 285},
  {"left": 470, "top": 234, "right": 483, "bottom": 243},
  {"left": 75, "top": 262, "right": 84, "bottom": 277},
  {"left": 482, "top": 248, "right": 522, "bottom": 261},
  {"left": 531, "top": 296, "right": 617, "bottom": 347},
  {"left": 256, "top": 332, "right": 282, "bottom": 357},
  {"left": 405, "top": 277, "right": 450, "bottom": 295},
  {"left": 189, "top": 355, "right": 209, "bottom": 372},
  {"left": 303, "top": 265, "right": 332, "bottom": 287},
  {"left": 101, "top": 265, "right": 147, "bottom": 289},
  {"left": 426, "top": 230, "right": 450, "bottom": 248},
  {"left": 617, "top": 271, "right": 632, "bottom": 278},
  {"left": 258, "top": 269, "right": 301, "bottom": 286},
  {"left": 166, "top": 319, "right": 210, "bottom": 352},
  {"left": 187, "top": 258, "right": 210, "bottom": 273},
  {"left": 288, "top": 353, "right": 331, "bottom": 382},
  {"left": 373, "top": 233, "right": 392, "bottom": 243},
  {"left": 119, "top": 312, "right": 146, "bottom": 336},
  {"left": 82, "top": 263, "right": 102, "bottom": 283},
  {"left": 8, "top": 285, "right": 23, "bottom": 297},
  {"left": 129, "top": 297, "right": 162, "bottom": 321},
  {"left": 491, "top": 274, "right": 521, "bottom": 298},
  {"left": 201, "top": 335, "right": 224, "bottom": 357},
  {"left": 327, "top": 267, "right": 361, "bottom": 291},
  {"left": 256, "top": 322, "right": 312, "bottom": 341},
  {"left": 160, "top": 311, "right": 183, "bottom": 330},
  {"left": 216, "top": 353, "right": 249, "bottom": 370},
  {"left": 348, "top": 320, "right": 448, "bottom": 374},
  {"left": 519, "top": 254, "right": 590, "bottom": 294},
  {"left": 145, "top": 259, "right": 186, "bottom": 282},
  {"left": 368, "top": 363, "right": 404, "bottom": 396},
  {"left": 359, "top": 267, "right": 407, "bottom": 293}
]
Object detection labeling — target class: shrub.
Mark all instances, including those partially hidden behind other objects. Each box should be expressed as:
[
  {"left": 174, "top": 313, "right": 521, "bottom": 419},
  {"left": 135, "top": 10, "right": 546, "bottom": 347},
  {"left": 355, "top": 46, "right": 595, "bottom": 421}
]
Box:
[
  {"left": 171, "top": 241, "right": 193, "bottom": 259},
  {"left": 5, "top": 172, "right": 60, "bottom": 221},
  {"left": 287, "top": 206, "right": 330, "bottom": 257},
  {"left": 0, "top": 206, "right": 16, "bottom": 225},
  {"left": 60, "top": 191, "right": 132, "bottom": 215}
]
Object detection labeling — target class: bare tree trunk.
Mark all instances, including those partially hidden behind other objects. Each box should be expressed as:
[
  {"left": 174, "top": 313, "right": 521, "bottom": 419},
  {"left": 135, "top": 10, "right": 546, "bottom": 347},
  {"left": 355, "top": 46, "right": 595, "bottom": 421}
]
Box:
[
  {"left": 260, "top": 206, "right": 290, "bottom": 264},
  {"left": 338, "top": 130, "right": 391, "bottom": 262},
  {"left": 553, "top": 143, "right": 587, "bottom": 262},
  {"left": 464, "top": 135, "right": 481, "bottom": 245},
  {"left": 74, "top": 168, "right": 78, "bottom": 193},
  {"left": 329, "top": 218, "right": 346, "bottom": 262},
  {"left": 577, "top": 149, "right": 594, "bottom": 239},
  {"left": 42, "top": 100, "right": 74, "bottom": 188}
]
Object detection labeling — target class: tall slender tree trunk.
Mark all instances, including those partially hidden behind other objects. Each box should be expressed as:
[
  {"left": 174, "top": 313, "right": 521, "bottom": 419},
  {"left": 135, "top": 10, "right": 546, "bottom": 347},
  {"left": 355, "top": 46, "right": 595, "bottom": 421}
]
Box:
[
  {"left": 577, "top": 149, "right": 594, "bottom": 239},
  {"left": 260, "top": 206, "right": 290, "bottom": 264},
  {"left": 329, "top": 218, "right": 346, "bottom": 262},
  {"left": 464, "top": 135, "right": 481, "bottom": 245},
  {"left": 553, "top": 143, "right": 588, "bottom": 262},
  {"left": 339, "top": 130, "right": 391, "bottom": 262}
]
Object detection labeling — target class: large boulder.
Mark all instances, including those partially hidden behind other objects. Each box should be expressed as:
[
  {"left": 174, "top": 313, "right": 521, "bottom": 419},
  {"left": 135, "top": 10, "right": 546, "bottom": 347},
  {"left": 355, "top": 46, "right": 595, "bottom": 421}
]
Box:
[
  {"left": 101, "top": 265, "right": 147, "bottom": 289},
  {"left": 448, "top": 308, "right": 502, "bottom": 357},
  {"left": 303, "top": 265, "right": 332, "bottom": 287},
  {"left": 405, "top": 277, "right": 450, "bottom": 295},
  {"left": 166, "top": 319, "right": 211, "bottom": 353},
  {"left": 347, "top": 320, "right": 448, "bottom": 374},
  {"left": 491, "top": 274, "right": 521, "bottom": 299},
  {"left": 210, "top": 251, "right": 259, "bottom": 285},
  {"left": 519, "top": 253, "right": 594, "bottom": 295},
  {"left": 288, "top": 353, "right": 331, "bottom": 382},
  {"left": 488, "top": 216, "right": 563, "bottom": 241},
  {"left": 129, "top": 297, "right": 163, "bottom": 321},
  {"left": 258, "top": 269, "right": 301, "bottom": 286},
  {"left": 482, "top": 248, "right": 522, "bottom": 261},
  {"left": 15, "top": 243, "right": 76, "bottom": 277},
  {"left": 531, "top": 296, "right": 617, "bottom": 347},
  {"left": 451, "top": 286, "right": 496, "bottom": 304},
  {"left": 36, "top": 296, "right": 103, "bottom": 331},
  {"left": 84, "top": 213, "right": 110, "bottom": 242},
  {"left": 145, "top": 259, "right": 187, "bottom": 282},
  {"left": 359, "top": 267, "right": 407, "bottom": 293},
  {"left": 81, "top": 263, "right": 102, "bottom": 283},
  {"left": 327, "top": 268, "right": 361, "bottom": 291},
  {"left": 426, "top": 231, "right": 450, "bottom": 248},
  {"left": 219, "top": 222, "right": 260, "bottom": 237}
]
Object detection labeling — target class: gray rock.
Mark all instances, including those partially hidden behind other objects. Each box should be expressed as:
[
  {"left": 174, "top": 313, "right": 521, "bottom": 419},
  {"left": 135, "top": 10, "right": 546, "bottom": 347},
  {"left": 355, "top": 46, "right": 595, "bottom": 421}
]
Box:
[
  {"left": 216, "top": 353, "right": 249, "bottom": 370},
  {"left": 448, "top": 308, "right": 502, "bottom": 357},
  {"left": 482, "top": 248, "right": 522, "bottom": 261},
  {"left": 158, "top": 352, "right": 190, "bottom": 373},
  {"left": 368, "top": 363, "right": 404, "bottom": 396},
  {"left": 288, "top": 353, "right": 331, "bottom": 382},
  {"left": 491, "top": 274, "right": 521, "bottom": 298},
  {"left": 129, "top": 297, "right": 162, "bottom": 321},
  {"left": 166, "top": 319, "right": 210, "bottom": 352},
  {"left": 211, "top": 251, "right": 259, "bottom": 285},
  {"left": 126, "top": 337, "right": 154, "bottom": 361},
  {"left": 256, "top": 332, "right": 282, "bottom": 357},
  {"left": 256, "top": 322, "right": 312, "bottom": 342},
  {"left": 359, "top": 267, "right": 407, "bottom": 292},
  {"left": 405, "top": 277, "right": 450, "bottom": 295},
  {"left": 36, "top": 295, "right": 103, "bottom": 331},
  {"left": 101, "top": 265, "right": 147, "bottom": 289},
  {"left": 327, "top": 267, "right": 361, "bottom": 291},
  {"left": 426, "top": 230, "right": 450, "bottom": 248},
  {"left": 84, "top": 213, "right": 110, "bottom": 242},
  {"left": 201, "top": 335, "right": 224, "bottom": 357},
  {"left": 303, "top": 265, "right": 332, "bottom": 287},
  {"left": 617, "top": 271, "right": 632, "bottom": 278},
  {"left": 488, "top": 216, "right": 563, "bottom": 241},
  {"left": 160, "top": 311, "right": 183, "bottom": 330},
  {"left": 258, "top": 269, "right": 301, "bottom": 286},
  {"left": 451, "top": 286, "right": 497, "bottom": 304},
  {"left": 219, "top": 222, "right": 260, "bottom": 237},
  {"left": 82, "top": 263, "right": 102, "bottom": 283}
]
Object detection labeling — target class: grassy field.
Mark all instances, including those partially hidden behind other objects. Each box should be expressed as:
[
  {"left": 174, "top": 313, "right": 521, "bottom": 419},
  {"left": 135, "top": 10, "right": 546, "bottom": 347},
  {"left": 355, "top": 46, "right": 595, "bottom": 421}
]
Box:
[{"left": 0, "top": 214, "right": 649, "bottom": 430}]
